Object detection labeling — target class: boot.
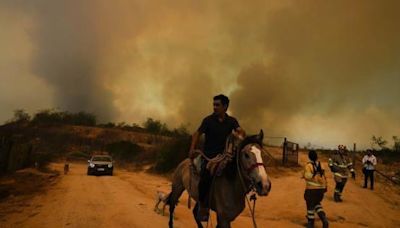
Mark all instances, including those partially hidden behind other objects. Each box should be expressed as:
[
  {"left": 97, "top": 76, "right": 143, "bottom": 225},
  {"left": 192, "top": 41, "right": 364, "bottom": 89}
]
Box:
[
  {"left": 333, "top": 192, "right": 339, "bottom": 202},
  {"left": 317, "top": 211, "right": 329, "bottom": 228},
  {"left": 337, "top": 194, "right": 343, "bottom": 202},
  {"left": 306, "top": 219, "right": 314, "bottom": 228}
]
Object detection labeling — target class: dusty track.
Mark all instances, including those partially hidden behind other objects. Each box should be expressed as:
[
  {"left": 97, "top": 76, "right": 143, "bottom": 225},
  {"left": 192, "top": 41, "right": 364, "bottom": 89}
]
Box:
[{"left": 1, "top": 162, "right": 400, "bottom": 228}]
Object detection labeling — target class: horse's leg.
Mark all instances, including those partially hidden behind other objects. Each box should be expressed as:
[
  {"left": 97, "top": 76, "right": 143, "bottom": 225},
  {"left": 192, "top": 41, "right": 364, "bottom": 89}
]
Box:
[
  {"left": 192, "top": 202, "right": 203, "bottom": 228},
  {"left": 216, "top": 215, "right": 231, "bottom": 228},
  {"left": 168, "top": 159, "right": 193, "bottom": 227},
  {"left": 168, "top": 186, "right": 185, "bottom": 228}
]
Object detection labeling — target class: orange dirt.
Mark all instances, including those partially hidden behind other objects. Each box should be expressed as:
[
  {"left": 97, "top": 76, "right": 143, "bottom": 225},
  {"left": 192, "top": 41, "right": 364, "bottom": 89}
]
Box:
[{"left": 0, "top": 159, "right": 399, "bottom": 228}]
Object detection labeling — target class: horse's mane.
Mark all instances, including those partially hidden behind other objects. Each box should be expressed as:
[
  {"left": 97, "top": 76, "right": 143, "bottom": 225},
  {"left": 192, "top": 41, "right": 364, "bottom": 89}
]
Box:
[{"left": 238, "top": 134, "right": 263, "bottom": 152}]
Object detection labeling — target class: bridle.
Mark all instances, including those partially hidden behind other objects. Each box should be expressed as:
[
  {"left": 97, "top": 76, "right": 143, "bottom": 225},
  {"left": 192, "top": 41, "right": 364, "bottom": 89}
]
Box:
[
  {"left": 245, "top": 161, "right": 266, "bottom": 174},
  {"left": 235, "top": 141, "right": 265, "bottom": 228},
  {"left": 239, "top": 144, "right": 266, "bottom": 178}
]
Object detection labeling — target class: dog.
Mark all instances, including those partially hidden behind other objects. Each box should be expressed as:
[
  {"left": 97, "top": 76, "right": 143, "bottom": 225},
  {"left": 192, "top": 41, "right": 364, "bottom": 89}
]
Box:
[
  {"left": 154, "top": 190, "right": 170, "bottom": 216},
  {"left": 64, "top": 163, "right": 69, "bottom": 175}
]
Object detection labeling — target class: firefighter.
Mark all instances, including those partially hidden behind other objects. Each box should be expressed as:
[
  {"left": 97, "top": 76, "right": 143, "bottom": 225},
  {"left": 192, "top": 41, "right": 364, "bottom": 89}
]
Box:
[
  {"left": 303, "top": 150, "right": 329, "bottom": 228},
  {"left": 328, "top": 145, "right": 355, "bottom": 202}
]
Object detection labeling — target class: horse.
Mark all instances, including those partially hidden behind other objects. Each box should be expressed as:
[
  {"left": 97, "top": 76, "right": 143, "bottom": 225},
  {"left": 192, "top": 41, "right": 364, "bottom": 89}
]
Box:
[{"left": 166, "top": 130, "right": 271, "bottom": 228}]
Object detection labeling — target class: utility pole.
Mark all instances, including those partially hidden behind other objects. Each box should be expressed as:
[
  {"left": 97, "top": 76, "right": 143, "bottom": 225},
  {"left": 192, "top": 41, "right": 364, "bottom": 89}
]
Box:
[
  {"left": 282, "top": 137, "right": 287, "bottom": 166},
  {"left": 352, "top": 143, "right": 356, "bottom": 167}
]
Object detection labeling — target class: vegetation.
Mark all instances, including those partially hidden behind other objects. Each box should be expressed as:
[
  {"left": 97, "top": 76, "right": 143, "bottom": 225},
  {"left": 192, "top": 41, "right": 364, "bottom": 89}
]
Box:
[
  {"left": 1, "top": 109, "right": 194, "bottom": 174},
  {"left": 105, "top": 141, "right": 142, "bottom": 163},
  {"left": 68, "top": 151, "right": 90, "bottom": 160},
  {"left": 32, "top": 109, "right": 97, "bottom": 126},
  {"left": 143, "top": 118, "right": 189, "bottom": 137},
  {"left": 369, "top": 135, "right": 400, "bottom": 164},
  {"left": 393, "top": 136, "right": 400, "bottom": 153},
  {"left": 154, "top": 136, "right": 191, "bottom": 173},
  {"left": 11, "top": 109, "right": 31, "bottom": 123},
  {"left": 371, "top": 135, "right": 388, "bottom": 150}
]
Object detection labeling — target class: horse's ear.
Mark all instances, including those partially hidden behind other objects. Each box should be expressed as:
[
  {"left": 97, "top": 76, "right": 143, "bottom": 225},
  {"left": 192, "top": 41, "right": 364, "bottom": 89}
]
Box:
[{"left": 257, "top": 129, "right": 264, "bottom": 142}]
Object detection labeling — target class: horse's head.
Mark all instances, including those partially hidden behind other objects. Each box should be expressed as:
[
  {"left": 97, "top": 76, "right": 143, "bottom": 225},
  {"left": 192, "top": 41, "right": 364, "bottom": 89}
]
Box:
[{"left": 237, "top": 130, "right": 271, "bottom": 196}]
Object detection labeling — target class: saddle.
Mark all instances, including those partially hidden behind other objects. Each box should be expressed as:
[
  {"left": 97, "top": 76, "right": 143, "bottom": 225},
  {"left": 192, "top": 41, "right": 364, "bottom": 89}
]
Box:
[{"left": 192, "top": 134, "right": 238, "bottom": 176}]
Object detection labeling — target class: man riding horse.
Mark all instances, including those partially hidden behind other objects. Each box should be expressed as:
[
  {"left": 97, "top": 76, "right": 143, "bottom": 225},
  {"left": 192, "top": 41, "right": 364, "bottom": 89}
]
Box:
[{"left": 189, "top": 94, "right": 246, "bottom": 221}]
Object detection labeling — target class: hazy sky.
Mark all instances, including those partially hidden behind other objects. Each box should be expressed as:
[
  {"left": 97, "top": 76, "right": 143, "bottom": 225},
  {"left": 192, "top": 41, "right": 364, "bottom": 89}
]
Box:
[{"left": 1, "top": 0, "right": 399, "bottom": 149}]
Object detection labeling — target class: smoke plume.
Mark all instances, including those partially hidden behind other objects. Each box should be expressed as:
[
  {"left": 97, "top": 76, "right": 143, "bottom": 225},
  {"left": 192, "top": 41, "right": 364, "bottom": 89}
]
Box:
[{"left": 1, "top": 0, "right": 399, "bottom": 148}]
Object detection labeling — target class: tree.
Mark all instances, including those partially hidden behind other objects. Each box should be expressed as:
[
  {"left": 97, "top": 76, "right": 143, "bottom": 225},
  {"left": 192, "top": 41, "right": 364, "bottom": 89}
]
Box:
[
  {"left": 172, "top": 124, "right": 190, "bottom": 137},
  {"left": 304, "top": 142, "right": 312, "bottom": 150},
  {"left": 393, "top": 136, "right": 400, "bottom": 152},
  {"left": 371, "top": 135, "right": 388, "bottom": 150},
  {"left": 12, "top": 109, "right": 31, "bottom": 123},
  {"left": 143, "top": 118, "right": 163, "bottom": 134}
]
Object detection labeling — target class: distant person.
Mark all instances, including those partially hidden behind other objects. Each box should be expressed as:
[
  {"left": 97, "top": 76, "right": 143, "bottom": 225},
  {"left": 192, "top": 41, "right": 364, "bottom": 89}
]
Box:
[
  {"left": 328, "top": 145, "right": 355, "bottom": 202},
  {"left": 189, "top": 94, "right": 245, "bottom": 221},
  {"left": 362, "top": 150, "right": 377, "bottom": 190},
  {"left": 303, "top": 150, "right": 329, "bottom": 228}
]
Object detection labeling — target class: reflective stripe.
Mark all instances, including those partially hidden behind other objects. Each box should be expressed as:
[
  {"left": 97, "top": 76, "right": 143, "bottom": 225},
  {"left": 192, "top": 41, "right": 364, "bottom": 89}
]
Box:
[
  {"left": 334, "top": 172, "right": 349, "bottom": 178},
  {"left": 316, "top": 207, "right": 324, "bottom": 213},
  {"left": 307, "top": 215, "right": 315, "bottom": 219},
  {"left": 306, "top": 181, "right": 324, "bottom": 187},
  {"left": 334, "top": 189, "right": 340, "bottom": 193},
  {"left": 332, "top": 161, "right": 352, "bottom": 168},
  {"left": 304, "top": 172, "right": 313, "bottom": 179}
]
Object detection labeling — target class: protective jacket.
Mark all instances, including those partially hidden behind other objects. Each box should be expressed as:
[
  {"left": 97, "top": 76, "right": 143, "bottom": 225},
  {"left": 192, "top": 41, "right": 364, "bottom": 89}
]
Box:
[
  {"left": 304, "top": 161, "right": 327, "bottom": 190},
  {"left": 328, "top": 152, "right": 354, "bottom": 179}
]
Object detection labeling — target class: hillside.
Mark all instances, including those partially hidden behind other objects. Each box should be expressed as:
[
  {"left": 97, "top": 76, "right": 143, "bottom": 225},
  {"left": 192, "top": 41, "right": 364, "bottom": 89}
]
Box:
[{"left": 0, "top": 123, "right": 172, "bottom": 174}]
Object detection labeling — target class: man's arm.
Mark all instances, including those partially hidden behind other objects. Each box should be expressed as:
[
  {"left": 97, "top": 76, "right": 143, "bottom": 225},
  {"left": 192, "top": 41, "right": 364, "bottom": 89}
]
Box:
[
  {"left": 232, "top": 117, "right": 245, "bottom": 138},
  {"left": 235, "top": 127, "right": 246, "bottom": 138},
  {"left": 189, "top": 131, "right": 201, "bottom": 159},
  {"left": 372, "top": 156, "right": 377, "bottom": 166},
  {"left": 362, "top": 156, "right": 367, "bottom": 164}
]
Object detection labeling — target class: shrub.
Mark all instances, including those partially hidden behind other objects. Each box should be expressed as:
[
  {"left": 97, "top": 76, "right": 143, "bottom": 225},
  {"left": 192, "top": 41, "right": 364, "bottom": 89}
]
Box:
[
  {"left": 68, "top": 151, "right": 90, "bottom": 160},
  {"left": 11, "top": 109, "right": 31, "bottom": 123},
  {"left": 32, "top": 109, "right": 96, "bottom": 126},
  {"left": 154, "top": 136, "right": 191, "bottom": 173},
  {"left": 105, "top": 141, "right": 142, "bottom": 162}
]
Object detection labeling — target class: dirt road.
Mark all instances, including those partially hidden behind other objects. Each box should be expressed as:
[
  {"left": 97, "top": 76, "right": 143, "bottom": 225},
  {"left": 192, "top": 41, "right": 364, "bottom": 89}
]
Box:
[{"left": 1, "top": 162, "right": 400, "bottom": 228}]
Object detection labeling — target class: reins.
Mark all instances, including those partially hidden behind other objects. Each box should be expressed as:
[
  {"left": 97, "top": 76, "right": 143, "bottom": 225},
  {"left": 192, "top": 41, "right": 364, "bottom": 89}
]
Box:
[{"left": 236, "top": 144, "right": 259, "bottom": 228}]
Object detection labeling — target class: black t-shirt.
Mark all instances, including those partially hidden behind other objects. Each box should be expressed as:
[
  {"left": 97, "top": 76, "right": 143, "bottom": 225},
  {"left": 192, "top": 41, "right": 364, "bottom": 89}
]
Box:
[{"left": 197, "top": 113, "right": 240, "bottom": 158}]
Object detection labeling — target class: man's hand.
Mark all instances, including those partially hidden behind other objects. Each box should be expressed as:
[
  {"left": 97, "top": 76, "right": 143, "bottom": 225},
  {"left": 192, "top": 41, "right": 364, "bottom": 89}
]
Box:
[
  {"left": 351, "top": 171, "right": 356, "bottom": 180},
  {"left": 189, "top": 149, "right": 197, "bottom": 159}
]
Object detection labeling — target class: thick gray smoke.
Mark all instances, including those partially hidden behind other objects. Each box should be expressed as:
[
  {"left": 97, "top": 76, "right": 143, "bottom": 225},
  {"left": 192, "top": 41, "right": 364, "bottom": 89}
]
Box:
[{"left": 1, "top": 0, "right": 399, "bottom": 148}]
